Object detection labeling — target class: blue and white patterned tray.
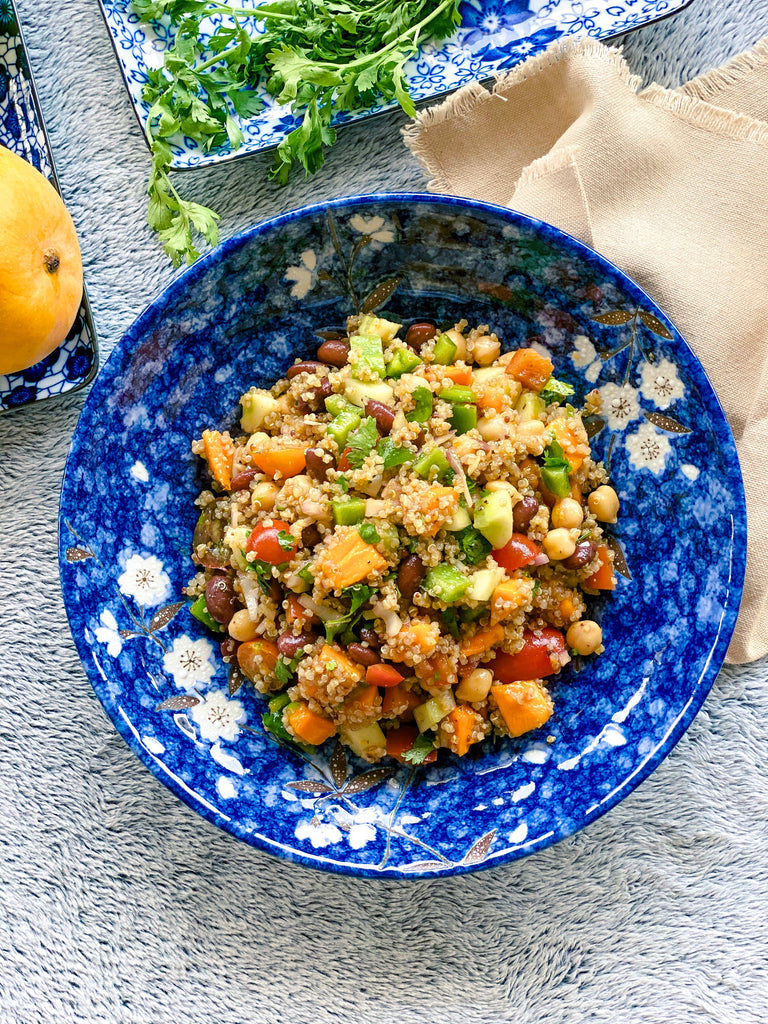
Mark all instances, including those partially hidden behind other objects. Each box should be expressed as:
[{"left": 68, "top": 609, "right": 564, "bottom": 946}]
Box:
[
  {"left": 0, "top": 0, "right": 98, "bottom": 414},
  {"left": 98, "top": 0, "right": 693, "bottom": 171}
]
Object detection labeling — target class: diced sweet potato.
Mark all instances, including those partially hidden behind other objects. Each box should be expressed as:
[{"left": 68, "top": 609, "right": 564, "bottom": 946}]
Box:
[
  {"left": 286, "top": 702, "right": 337, "bottom": 745},
  {"left": 443, "top": 704, "right": 479, "bottom": 756},
  {"left": 584, "top": 543, "right": 616, "bottom": 590},
  {"left": 381, "top": 684, "right": 421, "bottom": 721},
  {"left": 252, "top": 447, "right": 306, "bottom": 479},
  {"left": 201, "top": 430, "right": 235, "bottom": 490},
  {"left": 505, "top": 348, "right": 554, "bottom": 392},
  {"left": 459, "top": 624, "right": 504, "bottom": 658},
  {"left": 315, "top": 529, "right": 388, "bottom": 590},
  {"left": 491, "top": 680, "right": 553, "bottom": 737},
  {"left": 490, "top": 578, "right": 536, "bottom": 625},
  {"left": 317, "top": 644, "right": 365, "bottom": 686}
]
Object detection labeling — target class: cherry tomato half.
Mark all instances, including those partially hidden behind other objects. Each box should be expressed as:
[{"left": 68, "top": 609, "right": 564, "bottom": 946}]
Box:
[
  {"left": 493, "top": 532, "right": 541, "bottom": 571},
  {"left": 490, "top": 627, "right": 566, "bottom": 681},
  {"left": 246, "top": 519, "right": 297, "bottom": 565}
]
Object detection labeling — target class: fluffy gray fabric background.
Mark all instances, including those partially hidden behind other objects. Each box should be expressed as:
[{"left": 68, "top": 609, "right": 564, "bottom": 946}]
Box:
[{"left": 2, "top": 1, "right": 767, "bottom": 1022}]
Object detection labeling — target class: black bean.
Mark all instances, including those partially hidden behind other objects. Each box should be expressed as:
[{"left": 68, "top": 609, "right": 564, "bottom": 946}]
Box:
[
  {"left": 365, "top": 399, "right": 395, "bottom": 435},
  {"left": 359, "top": 627, "right": 381, "bottom": 649},
  {"left": 562, "top": 541, "right": 597, "bottom": 570},
  {"left": 230, "top": 468, "right": 258, "bottom": 491},
  {"left": 301, "top": 523, "right": 322, "bottom": 549},
  {"left": 347, "top": 643, "right": 380, "bottom": 666},
  {"left": 316, "top": 339, "right": 350, "bottom": 366},
  {"left": 306, "top": 448, "right": 333, "bottom": 481},
  {"left": 205, "top": 575, "right": 236, "bottom": 625},
  {"left": 398, "top": 554, "right": 426, "bottom": 601},
  {"left": 405, "top": 322, "right": 438, "bottom": 351},
  {"left": 277, "top": 631, "right": 317, "bottom": 659},
  {"left": 286, "top": 360, "right": 329, "bottom": 379},
  {"left": 513, "top": 494, "right": 539, "bottom": 533}
]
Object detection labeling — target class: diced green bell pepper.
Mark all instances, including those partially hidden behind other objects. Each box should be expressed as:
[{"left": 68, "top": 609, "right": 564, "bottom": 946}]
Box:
[
  {"left": 350, "top": 334, "right": 386, "bottom": 380},
  {"left": 386, "top": 348, "right": 422, "bottom": 378},
  {"left": 332, "top": 497, "right": 366, "bottom": 526},
  {"left": 432, "top": 333, "right": 458, "bottom": 365},
  {"left": 423, "top": 564, "right": 470, "bottom": 603},
  {"left": 327, "top": 407, "right": 363, "bottom": 448},
  {"left": 406, "top": 386, "right": 433, "bottom": 423},
  {"left": 450, "top": 404, "right": 477, "bottom": 434},
  {"left": 439, "top": 384, "right": 476, "bottom": 405},
  {"left": 189, "top": 595, "right": 223, "bottom": 633},
  {"left": 412, "top": 447, "right": 452, "bottom": 481},
  {"left": 325, "top": 393, "right": 354, "bottom": 416},
  {"left": 541, "top": 464, "right": 571, "bottom": 498}
]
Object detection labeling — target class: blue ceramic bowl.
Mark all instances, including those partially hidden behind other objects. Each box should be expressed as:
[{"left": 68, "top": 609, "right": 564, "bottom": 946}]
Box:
[{"left": 59, "top": 194, "right": 746, "bottom": 877}]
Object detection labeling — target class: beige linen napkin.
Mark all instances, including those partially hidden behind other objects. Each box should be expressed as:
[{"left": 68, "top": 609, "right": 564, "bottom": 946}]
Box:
[{"left": 404, "top": 37, "right": 768, "bottom": 664}]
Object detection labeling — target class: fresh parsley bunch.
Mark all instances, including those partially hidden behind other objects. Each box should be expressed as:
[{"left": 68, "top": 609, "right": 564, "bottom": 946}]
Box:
[{"left": 132, "top": 0, "right": 463, "bottom": 266}]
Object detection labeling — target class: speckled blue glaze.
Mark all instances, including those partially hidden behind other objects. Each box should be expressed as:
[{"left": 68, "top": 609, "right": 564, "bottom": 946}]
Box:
[
  {"left": 59, "top": 195, "right": 746, "bottom": 878},
  {"left": 98, "top": 0, "right": 693, "bottom": 171},
  {"left": 0, "top": 0, "right": 98, "bottom": 414}
]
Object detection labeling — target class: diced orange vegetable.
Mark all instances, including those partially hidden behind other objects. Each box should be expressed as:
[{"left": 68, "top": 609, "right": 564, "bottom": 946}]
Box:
[
  {"left": 286, "top": 593, "right": 319, "bottom": 628},
  {"left": 366, "top": 663, "right": 405, "bottom": 688},
  {"left": 444, "top": 704, "right": 478, "bottom": 756},
  {"left": 459, "top": 624, "right": 505, "bottom": 658},
  {"left": 342, "top": 683, "right": 380, "bottom": 720},
  {"left": 415, "top": 652, "right": 457, "bottom": 689},
  {"left": 252, "top": 447, "right": 306, "bottom": 479},
  {"left": 201, "top": 430, "right": 235, "bottom": 490},
  {"left": 425, "top": 364, "right": 473, "bottom": 385},
  {"left": 315, "top": 529, "right": 388, "bottom": 590},
  {"left": 381, "top": 684, "right": 421, "bottom": 721},
  {"left": 491, "top": 680, "right": 554, "bottom": 737},
  {"left": 477, "top": 381, "right": 509, "bottom": 412},
  {"left": 549, "top": 416, "right": 588, "bottom": 472},
  {"left": 559, "top": 597, "right": 576, "bottom": 620},
  {"left": 491, "top": 578, "right": 536, "bottom": 625},
  {"left": 237, "top": 639, "right": 279, "bottom": 681},
  {"left": 386, "top": 724, "right": 437, "bottom": 763},
  {"left": 394, "top": 620, "right": 439, "bottom": 657},
  {"left": 413, "top": 484, "right": 459, "bottom": 536},
  {"left": 505, "top": 348, "right": 554, "bottom": 392},
  {"left": 317, "top": 644, "right": 365, "bottom": 685},
  {"left": 584, "top": 543, "right": 616, "bottom": 590},
  {"left": 286, "top": 702, "right": 337, "bottom": 745}
]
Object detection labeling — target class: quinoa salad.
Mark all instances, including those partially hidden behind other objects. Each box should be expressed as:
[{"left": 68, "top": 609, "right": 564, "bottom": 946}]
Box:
[{"left": 187, "top": 315, "right": 620, "bottom": 765}]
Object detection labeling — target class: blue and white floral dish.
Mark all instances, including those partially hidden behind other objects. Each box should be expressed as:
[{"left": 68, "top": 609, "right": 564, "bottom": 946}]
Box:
[
  {"left": 98, "top": 0, "right": 693, "bottom": 171},
  {"left": 0, "top": 0, "right": 98, "bottom": 414},
  {"left": 59, "top": 194, "right": 745, "bottom": 877}
]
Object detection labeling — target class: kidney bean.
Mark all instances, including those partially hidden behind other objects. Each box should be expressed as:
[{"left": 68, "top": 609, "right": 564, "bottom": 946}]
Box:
[
  {"left": 220, "top": 637, "right": 239, "bottom": 662},
  {"left": 513, "top": 494, "right": 539, "bottom": 533},
  {"left": 205, "top": 575, "right": 237, "bottom": 625},
  {"left": 306, "top": 448, "right": 333, "bottom": 481},
  {"left": 230, "top": 468, "right": 258, "bottom": 491},
  {"left": 347, "top": 643, "right": 380, "bottom": 667},
  {"left": 365, "top": 399, "right": 395, "bottom": 435},
  {"left": 286, "top": 360, "right": 329, "bottom": 379},
  {"left": 398, "top": 554, "right": 426, "bottom": 600},
  {"left": 405, "top": 322, "right": 437, "bottom": 351},
  {"left": 316, "top": 339, "right": 350, "bottom": 366},
  {"left": 298, "top": 376, "right": 334, "bottom": 414},
  {"left": 359, "top": 627, "right": 381, "bottom": 649},
  {"left": 562, "top": 540, "right": 597, "bottom": 570},
  {"left": 277, "top": 630, "right": 317, "bottom": 659},
  {"left": 301, "top": 523, "right": 323, "bottom": 549},
  {"left": 458, "top": 657, "right": 480, "bottom": 678}
]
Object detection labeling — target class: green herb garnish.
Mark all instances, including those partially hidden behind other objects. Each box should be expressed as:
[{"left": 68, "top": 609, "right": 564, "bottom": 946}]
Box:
[
  {"left": 344, "top": 416, "right": 379, "bottom": 469},
  {"left": 358, "top": 522, "right": 380, "bottom": 544},
  {"left": 539, "top": 376, "right": 576, "bottom": 405},
  {"left": 324, "top": 583, "right": 375, "bottom": 644},
  {"left": 401, "top": 732, "right": 436, "bottom": 765},
  {"left": 455, "top": 526, "right": 492, "bottom": 565},
  {"left": 541, "top": 439, "right": 573, "bottom": 499},
  {"left": 277, "top": 530, "right": 295, "bottom": 552},
  {"left": 406, "top": 386, "right": 433, "bottom": 423},
  {"left": 376, "top": 437, "right": 414, "bottom": 471}
]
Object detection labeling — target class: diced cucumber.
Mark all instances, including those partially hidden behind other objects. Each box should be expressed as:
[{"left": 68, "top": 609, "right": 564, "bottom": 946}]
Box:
[
  {"left": 386, "top": 348, "right": 422, "bottom": 378},
  {"left": 325, "top": 394, "right": 355, "bottom": 417},
  {"left": 327, "top": 407, "right": 362, "bottom": 448},
  {"left": 474, "top": 489, "right": 514, "bottom": 549},
  {"left": 423, "top": 565, "right": 469, "bottom": 603},
  {"left": 450, "top": 404, "right": 477, "bottom": 435},
  {"left": 240, "top": 388, "right": 277, "bottom": 432},
  {"left": 358, "top": 315, "right": 401, "bottom": 343},
  {"left": 339, "top": 722, "right": 386, "bottom": 759},
  {"left": 516, "top": 390, "right": 545, "bottom": 422},
  {"left": 371, "top": 519, "right": 400, "bottom": 553},
  {"left": 332, "top": 497, "right": 366, "bottom": 526},
  {"left": 412, "top": 447, "right": 452, "bottom": 482},
  {"left": 190, "top": 595, "right": 223, "bottom": 632},
  {"left": 473, "top": 366, "right": 506, "bottom": 383},
  {"left": 350, "top": 333, "right": 386, "bottom": 379},
  {"left": 541, "top": 465, "right": 571, "bottom": 498},
  {"left": 414, "top": 690, "right": 456, "bottom": 733},
  {"left": 447, "top": 505, "right": 472, "bottom": 531},
  {"left": 440, "top": 385, "right": 476, "bottom": 404},
  {"left": 466, "top": 567, "right": 506, "bottom": 602},
  {"left": 344, "top": 378, "right": 395, "bottom": 409},
  {"left": 432, "top": 333, "right": 457, "bottom": 365}
]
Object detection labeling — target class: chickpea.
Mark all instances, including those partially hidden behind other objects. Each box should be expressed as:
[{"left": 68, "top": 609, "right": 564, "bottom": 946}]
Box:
[
  {"left": 455, "top": 668, "right": 494, "bottom": 703},
  {"left": 551, "top": 497, "right": 584, "bottom": 530},
  {"left": 472, "top": 334, "right": 501, "bottom": 366},
  {"left": 228, "top": 608, "right": 259, "bottom": 642},
  {"left": 478, "top": 414, "right": 509, "bottom": 441},
  {"left": 517, "top": 419, "right": 547, "bottom": 452},
  {"left": 588, "top": 485, "right": 619, "bottom": 523},
  {"left": 443, "top": 327, "right": 467, "bottom": 361},
  {"left": 485, "top": 479, "right": 518, "bottom": 495},
  {"left": 252, "top": 480, "right": 279, "bottom": 512},
  {"left": 543, "top": 527, "right": 578, "bottom": 561},
  {"left": 566, "top": 619, "right": 603, "bottom": 656}
]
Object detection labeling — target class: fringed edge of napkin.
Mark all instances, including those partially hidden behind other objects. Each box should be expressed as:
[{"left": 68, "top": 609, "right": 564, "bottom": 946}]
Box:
[
  {"left": 402, "top": 38, "right": 641, "bottom": 192},
  {"left": 680, "top": 35, "right": 768, "bottom": 103},
  {"left": 639, "top": 83, "right": 768, "bottom": 149}
]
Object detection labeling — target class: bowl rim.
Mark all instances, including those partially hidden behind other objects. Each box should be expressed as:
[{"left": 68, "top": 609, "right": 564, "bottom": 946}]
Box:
[{"left": 59, "top": 192, "right": 747, "bottom": 878}]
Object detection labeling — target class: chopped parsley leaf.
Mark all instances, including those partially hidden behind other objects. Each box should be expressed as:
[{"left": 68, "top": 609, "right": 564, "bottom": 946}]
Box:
[
  {"left": 401, "top": 732, "right": 437, "bottom": 765},
  {"left": 344, "top": 417, "right": 379, "bottom": 469},
  {"left": 540, "top": 376, "right": 576, "bottom": 405},
  {"left": 358, "top": 522, "right": 381, "bottom": 545}
]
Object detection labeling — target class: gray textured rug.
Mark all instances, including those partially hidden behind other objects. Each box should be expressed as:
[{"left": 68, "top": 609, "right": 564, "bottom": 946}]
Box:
[{"left": 2, "top": 1, "right": 768, "bottom": 1022}]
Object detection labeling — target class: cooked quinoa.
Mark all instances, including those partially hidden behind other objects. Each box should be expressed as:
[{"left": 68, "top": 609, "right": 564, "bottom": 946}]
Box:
[{"left": 188, "top": 316, "right": 620, "bottom": 764}]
